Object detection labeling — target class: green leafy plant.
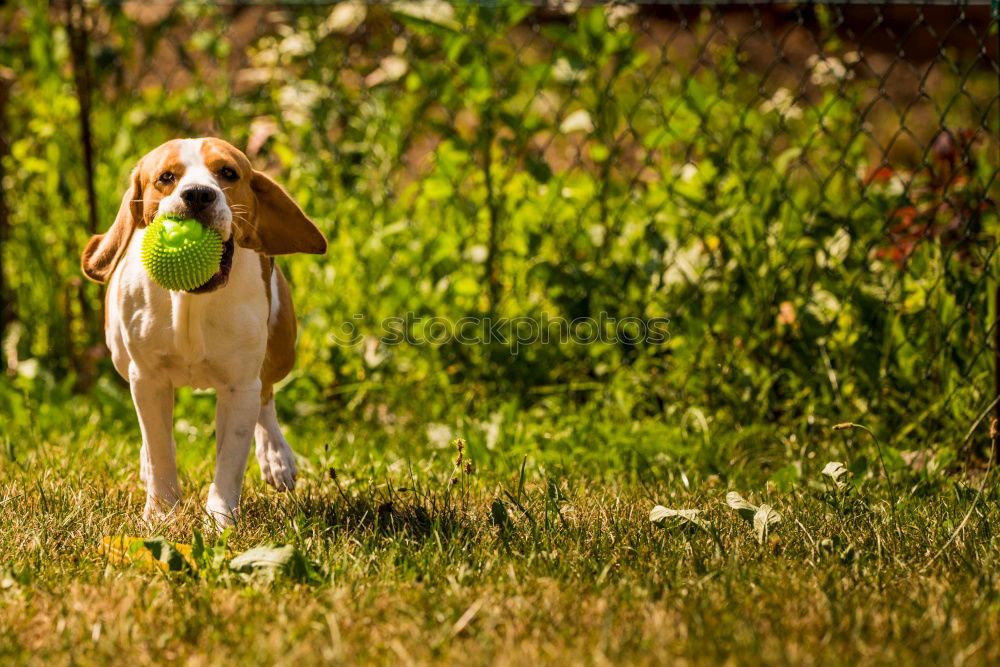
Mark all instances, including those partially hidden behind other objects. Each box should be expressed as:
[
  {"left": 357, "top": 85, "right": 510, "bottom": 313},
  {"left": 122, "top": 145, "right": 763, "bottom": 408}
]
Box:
[{"left": 228, "top": 543, "right": 320, "bottom": 583}]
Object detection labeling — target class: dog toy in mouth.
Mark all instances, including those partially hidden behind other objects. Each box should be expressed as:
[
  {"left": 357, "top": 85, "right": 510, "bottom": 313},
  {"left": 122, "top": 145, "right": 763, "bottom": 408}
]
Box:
[{"left": 140, "top": 214, "right": 224, "bottom": 291}]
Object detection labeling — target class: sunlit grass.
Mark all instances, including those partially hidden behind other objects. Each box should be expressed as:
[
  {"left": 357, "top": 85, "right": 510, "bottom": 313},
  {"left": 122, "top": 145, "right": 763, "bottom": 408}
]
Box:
[{"left": 2, "top": 420, "right": 998, "bottom": 665}]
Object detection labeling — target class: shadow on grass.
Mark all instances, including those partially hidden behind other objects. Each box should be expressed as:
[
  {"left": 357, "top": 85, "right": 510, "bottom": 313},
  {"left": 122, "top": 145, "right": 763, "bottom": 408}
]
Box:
[{"left": 239, "top": 475, "right": 487, "bottom": 544}]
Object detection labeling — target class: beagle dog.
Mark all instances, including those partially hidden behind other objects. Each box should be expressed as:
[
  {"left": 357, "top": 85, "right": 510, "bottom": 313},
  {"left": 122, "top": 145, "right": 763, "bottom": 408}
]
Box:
[{"left": 81, "top": 138, "right": 326, "bottom": 528}]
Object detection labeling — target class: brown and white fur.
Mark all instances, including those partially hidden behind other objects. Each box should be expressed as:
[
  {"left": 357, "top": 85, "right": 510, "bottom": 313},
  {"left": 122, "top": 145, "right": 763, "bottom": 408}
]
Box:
[{"left": 81, "top": 138, "right": 326, "bottom": 528}]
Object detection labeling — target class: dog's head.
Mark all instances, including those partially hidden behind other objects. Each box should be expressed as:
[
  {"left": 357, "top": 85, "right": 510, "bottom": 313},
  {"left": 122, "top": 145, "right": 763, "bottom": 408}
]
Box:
[{"left": 81, "top": 137, "right": 326, "bottom": 290}]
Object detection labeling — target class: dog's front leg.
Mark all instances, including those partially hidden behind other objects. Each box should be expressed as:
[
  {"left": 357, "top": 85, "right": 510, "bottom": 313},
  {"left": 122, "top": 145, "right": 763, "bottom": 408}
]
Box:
[
  {"left": 206, "top": 380, "right": 262, "bottom": 528},
  {"left": 129, "top": 369, "right": 179, "bottom": 522}
]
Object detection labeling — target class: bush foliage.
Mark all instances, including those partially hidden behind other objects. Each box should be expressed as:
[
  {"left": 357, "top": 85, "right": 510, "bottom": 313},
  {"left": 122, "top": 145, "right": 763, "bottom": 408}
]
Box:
[{"left": 1, "top": 2, "right": 997, "bottom": 475}]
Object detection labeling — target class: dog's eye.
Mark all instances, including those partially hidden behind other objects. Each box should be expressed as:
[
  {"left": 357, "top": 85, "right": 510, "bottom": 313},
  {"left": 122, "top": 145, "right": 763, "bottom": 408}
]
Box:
[
  {"left": 218, "top": 167, "right": 238, "bottom": 181},
  {"left": 158, "top": 171, "right": 175, "bottom": 185}
]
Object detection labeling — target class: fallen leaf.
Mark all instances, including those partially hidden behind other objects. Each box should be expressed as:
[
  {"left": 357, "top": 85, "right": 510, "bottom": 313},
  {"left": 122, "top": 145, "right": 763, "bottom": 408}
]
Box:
[
  {"left": 229, "top": 543, "right": 313, "bottom": 581},
  {"left": 725, "top": 491, "right": 757, "bottom": 524},
  {"left": 100, "top": 536, "right": 194, "bottom": 574},
  {"left": 822, "top": 461, "right": 850, "bottom": 488},
  {"left": 649, "top": 505, "right": 712, "bottom": 531},
  {"left": 753, "top": 504, "right": 782, "bottom": 545}
]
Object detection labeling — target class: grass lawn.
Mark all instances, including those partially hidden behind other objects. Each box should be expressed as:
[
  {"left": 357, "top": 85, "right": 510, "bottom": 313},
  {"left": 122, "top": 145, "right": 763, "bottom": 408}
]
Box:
[{"left": 1, "top": 413, "right": 998, "bottom": 666}]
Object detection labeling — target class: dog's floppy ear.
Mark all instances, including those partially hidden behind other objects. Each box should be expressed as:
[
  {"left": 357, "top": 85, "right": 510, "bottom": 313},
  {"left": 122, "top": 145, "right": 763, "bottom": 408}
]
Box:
[
  {"left": 248, "top": 170, "right": 327, "bottom": 256},
  {"left": 81, "top": 167, "right": 144, "bottom": 283}
]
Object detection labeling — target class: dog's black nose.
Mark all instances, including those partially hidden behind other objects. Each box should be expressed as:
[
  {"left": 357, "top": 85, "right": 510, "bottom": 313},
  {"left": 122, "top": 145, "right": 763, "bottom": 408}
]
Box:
[{"left": 180, "top": 186, "right": 217, "bottom": 212}]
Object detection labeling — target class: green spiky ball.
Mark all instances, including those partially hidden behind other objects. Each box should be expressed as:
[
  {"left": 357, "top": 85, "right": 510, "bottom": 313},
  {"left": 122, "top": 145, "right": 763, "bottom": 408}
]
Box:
[{"left": 141, "top": 214, "right": 223, "bottom": 291}]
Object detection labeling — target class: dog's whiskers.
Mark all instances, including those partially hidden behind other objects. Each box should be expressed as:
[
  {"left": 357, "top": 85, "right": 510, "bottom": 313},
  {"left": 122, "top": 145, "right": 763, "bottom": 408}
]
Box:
[{"left": 231, "top": 214, "right": 253, "bottom": 229}]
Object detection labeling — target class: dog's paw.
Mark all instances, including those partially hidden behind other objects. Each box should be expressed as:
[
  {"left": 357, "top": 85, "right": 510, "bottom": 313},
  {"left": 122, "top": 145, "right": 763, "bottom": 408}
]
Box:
[
  {"left": 204, "top": 509, "right": 236, "bottom": 532},
  {"left": 256, "top": 441, "right": 298, "bottom": 492},
  {"left": 142, "top": 495, "right": 178, "bottom": 525},
  {"left": 205, "top": 485, "right": 239, "bottom": 531}
]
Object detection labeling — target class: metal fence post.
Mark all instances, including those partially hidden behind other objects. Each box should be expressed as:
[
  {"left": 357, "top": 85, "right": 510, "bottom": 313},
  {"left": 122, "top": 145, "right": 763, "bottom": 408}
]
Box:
[
  {"left": 0, "top": 66, "right": 14, "bottom": 373},
  {"left": 65, "top": 0, "right": 98, "bottom": 236}
]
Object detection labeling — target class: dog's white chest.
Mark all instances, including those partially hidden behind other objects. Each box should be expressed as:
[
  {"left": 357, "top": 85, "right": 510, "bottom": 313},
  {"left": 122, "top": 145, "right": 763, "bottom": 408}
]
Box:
[
  {"left": 108, "top": 237, "right": 269, "bottom": 390},
  {"left": 170, "top": 292, "right": 208, "bottom": 365}
]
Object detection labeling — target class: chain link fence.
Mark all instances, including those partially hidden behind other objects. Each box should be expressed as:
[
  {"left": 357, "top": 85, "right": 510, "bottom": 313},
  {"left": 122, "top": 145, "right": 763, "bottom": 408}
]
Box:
[{"left": 1, "top": 1, "right": 998, "bottom": 458}]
